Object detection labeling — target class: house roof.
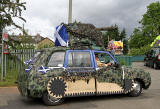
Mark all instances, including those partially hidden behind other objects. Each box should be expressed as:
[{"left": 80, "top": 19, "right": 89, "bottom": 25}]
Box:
[
  {"left": 9, "top": 34, "right": 45, "bottom": 44},
  {"left": 38, "top": 37, "right": 54, "bottom": 43}
]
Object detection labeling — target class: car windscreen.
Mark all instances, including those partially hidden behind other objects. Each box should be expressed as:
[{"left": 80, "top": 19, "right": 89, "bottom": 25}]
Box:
[{"left": 47, "top": 52, "right": 65, "bottom": 67}]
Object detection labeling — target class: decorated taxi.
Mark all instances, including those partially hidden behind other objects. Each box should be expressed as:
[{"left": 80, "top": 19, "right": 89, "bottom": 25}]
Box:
[
  {"left": 17, "top": 47, "right": 151, "bottom": 105},
  {"left": 17, "top": 23, "right": 151, "bottom": 105}
]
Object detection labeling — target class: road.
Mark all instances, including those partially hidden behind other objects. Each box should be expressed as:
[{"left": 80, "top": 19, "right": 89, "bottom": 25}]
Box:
[{"left": 0, "top": 62, "right": 160, "bottom": 109}]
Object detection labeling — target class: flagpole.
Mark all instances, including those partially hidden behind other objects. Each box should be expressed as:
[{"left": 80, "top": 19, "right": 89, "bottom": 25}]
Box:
[{"left": 68, "top": 0, "right": 72, "bottom": 24}]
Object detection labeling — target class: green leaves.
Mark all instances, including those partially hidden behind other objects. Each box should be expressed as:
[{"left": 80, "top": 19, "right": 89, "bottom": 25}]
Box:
[
  {"left": 128, "top": 44, "right": 151, "bottom": 56},
  {"left": 0, "top": 0, "right": 26, "bottom": 29},
  {"left": 141, "top": 1, "right": 160, "bottom": 36},
  {"left": 129, "top": 1, "right": 160, "bottom": 55}
]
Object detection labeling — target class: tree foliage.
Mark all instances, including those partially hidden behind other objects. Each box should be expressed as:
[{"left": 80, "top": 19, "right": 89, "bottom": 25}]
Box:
[
  {"left": 123, "top": 39, "right": 128, "bottom": 55},
  {"left": 128, "top": 44, "right": 151, "bottom": 56},
  {"left": 103, "top": 25, "right": 126, "bottom": 45},
  {"left": 129, "top": 1, "right": 160, "bottom": 55},
  {"left": 0, "top": 0, "right": 26, "bottom": 30},
  {"left": 129, "top": 2, "right": 160, "bottom": 49},
  {"left": 129, "top": 28, "right": 155, "bottom": 48},
  {"left": 140, "top": 1, "right": 160, "bottom": 37},
  {"left": 103, "top": 25, "right": 128, "bottom": 54}
]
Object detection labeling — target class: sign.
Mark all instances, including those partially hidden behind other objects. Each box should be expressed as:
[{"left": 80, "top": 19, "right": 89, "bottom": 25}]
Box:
[
  {"left": 3, "top": 43, "right": 9, "bottom": 54},
  {"left": 2, "top": 33, "right": 9, "bottom": 42},
  {"left": 108, "top": 40, "right": 123, "bottom": 55}
]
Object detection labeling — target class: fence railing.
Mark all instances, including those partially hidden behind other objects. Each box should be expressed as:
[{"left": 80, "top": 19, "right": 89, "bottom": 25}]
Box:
[
  {"left": 115, "top": 55, "right": 145, "bottom": 66},
  {"left": 0, "top": 49, "right": 36, "bottom": 80}
]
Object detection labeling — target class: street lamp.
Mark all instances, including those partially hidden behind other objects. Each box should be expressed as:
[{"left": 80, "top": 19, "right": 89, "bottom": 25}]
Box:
[{"left": 68, "top": 0, "right": 72, "bottom": 24}]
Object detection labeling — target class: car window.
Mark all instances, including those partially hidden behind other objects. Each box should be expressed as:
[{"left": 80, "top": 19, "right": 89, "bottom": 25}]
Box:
[
  {"left": 95, "top": 52, "right": 114, "bottom": 67},
  {"left": 47, "top": 52, "right": 65, "bottom": 67},
  {"left": 68, "top": 52, "right": 92, "bottom": 67}
]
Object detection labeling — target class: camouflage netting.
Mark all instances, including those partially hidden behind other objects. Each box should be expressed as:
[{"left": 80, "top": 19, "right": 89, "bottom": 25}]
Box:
[{"left": 63, "top": 22, "right": 104, "bottom": 49}]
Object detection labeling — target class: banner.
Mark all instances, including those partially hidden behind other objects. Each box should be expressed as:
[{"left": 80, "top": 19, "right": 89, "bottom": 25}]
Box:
[{"left": 2, "top": 33, "right": 9, "bottom": 42}]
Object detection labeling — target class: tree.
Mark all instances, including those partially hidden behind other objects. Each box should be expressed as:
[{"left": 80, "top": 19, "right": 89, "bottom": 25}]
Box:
[
  {"left": 129, "top": 1, "right": 160, "bottom": 50},
  {"left": 120, "top": 28, "right": 126, "bottom": 40},
  {"left": 119, "top": 29, "right": 128, "bottom": 55},
  {"left": 102, "top": 25, "right": 129, "bottom": 54},
  {"left": 140, "top": 1, "right": 160, "bottom": 37},
  {"left": 0, "top": 0, "right": 26, "bottom": 34},
  {"left": 123, "top": 39, "right": 128, "bottom": 55},
  {"left": 103, "top": 25, "right": 127, "bottom": 42}
]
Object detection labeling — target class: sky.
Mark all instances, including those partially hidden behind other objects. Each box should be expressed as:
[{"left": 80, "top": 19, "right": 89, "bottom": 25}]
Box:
[{"left": 8, "top": 0, "right": 159, "bottom": 39}]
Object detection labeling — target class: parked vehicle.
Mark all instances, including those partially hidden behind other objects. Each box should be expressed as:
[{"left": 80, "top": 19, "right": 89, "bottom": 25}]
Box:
[
  {"left": 18, "top": 47, "right": 151, "bottom": 106},
  {"left": 144, "top": 47, "right": 160, "bottom": 69}
]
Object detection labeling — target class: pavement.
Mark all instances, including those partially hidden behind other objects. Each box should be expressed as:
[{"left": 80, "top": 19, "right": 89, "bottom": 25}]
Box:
[{"left": 0, "top": 62, "right": 160, "bottom": 109}]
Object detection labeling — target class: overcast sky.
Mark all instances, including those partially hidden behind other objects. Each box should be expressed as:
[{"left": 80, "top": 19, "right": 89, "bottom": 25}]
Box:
[{"left": 8, "top": 0, "right": 159, "bottom": 38}]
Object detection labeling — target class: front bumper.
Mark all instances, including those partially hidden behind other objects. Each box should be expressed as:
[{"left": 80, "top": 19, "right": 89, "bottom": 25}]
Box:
[{"left": 144, "top": 80, "right": 151, "bottom": 89}]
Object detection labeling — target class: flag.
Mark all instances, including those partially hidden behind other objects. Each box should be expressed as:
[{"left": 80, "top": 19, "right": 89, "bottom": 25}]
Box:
[
  {"left": 54, "top": 24, "right": 69, "bottom": 46},
  {"left": 25, "top": 65, "right": 32, "bottom": 73},
  {"left": 38, "top": 66, "right": 50, "bottom": 74},
  {"left": 24, "top": 58, "right": 33, "bottom": 65}
]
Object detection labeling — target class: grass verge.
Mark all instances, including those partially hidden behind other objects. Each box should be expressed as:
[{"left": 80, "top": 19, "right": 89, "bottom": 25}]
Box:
[{"left": 0, "top": 69, "right": 19, "bottom": 87}]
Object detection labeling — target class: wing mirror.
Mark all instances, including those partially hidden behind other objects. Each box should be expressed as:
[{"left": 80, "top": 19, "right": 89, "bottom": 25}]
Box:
[
  {"left": 114, "top": 63, "right": 120, "bottom": 68},
  {"left": 58, "top": 64, "right": 63, "bottom": 67}
]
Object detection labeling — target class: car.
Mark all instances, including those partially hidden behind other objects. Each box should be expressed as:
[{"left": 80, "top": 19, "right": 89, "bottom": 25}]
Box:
[
  {"left": 144, "top": 47, "right": 160, "bottom": 69},
  {"left": 17, "top": 47, "right": 151, "bottom": 106}
]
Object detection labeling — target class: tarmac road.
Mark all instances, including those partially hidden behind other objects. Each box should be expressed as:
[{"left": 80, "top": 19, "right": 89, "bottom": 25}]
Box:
[{"left": 0, "top": 62, "right": 160, "bottom": 109}]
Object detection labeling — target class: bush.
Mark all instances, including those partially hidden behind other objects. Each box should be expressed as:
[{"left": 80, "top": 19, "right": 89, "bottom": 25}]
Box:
[
  {"left": 128, "top": 44, "right": 151, "bottom": 56},
  {"left": 119, "top": 60, "right": 127, "bottom": 66}
]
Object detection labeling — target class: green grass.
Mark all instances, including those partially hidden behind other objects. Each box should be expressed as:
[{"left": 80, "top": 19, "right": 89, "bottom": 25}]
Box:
[
  {"left": 0, "top": 69, "right": 19, "bottom": 87},
  {"left": 0, "top": 54, "right": 24, "bottom": 87},
  {"left": 0, "top": 58, "right": 21, "bottom": 87}
]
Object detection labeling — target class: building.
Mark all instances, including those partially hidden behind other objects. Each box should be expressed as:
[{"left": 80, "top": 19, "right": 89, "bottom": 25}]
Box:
[{"left": 37, "top": 38, "right": 54, "bottom": 49}]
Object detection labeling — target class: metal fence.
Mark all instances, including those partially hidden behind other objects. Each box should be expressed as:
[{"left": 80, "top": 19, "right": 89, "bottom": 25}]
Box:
[
  {"left": 115, "top": 55, "right": 145, "bottom": 66},
  {"left": 0, "top": 49, "right": 35, "bottom": 80}
]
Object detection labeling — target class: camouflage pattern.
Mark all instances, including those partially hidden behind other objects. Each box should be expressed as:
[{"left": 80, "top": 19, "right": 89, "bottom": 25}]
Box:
[
  {"left": 17, "top": 47, "right": 151, "bottom": 98},
  {"left": 97, "top": 66, "right": 151, "bottom": 90},
  {"left": 17, "top": 23, "right": 151, "bottom": 100},
  {"left": 63, "top": 22, "right": 105, "bottom": 49},
  {"left": 123, "top": 66, "right": 151, "bottom": 89},
  {"left": 18, "top": 47, "right": 69, "bottom": 98}
]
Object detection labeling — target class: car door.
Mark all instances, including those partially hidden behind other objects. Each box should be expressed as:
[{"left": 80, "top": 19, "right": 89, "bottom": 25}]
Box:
[
  {"left": 64, "top": 50, "right": 96, "bottom": 97},
  {"left": 93, "top": 51, "right": 125, "bottom": 95}
]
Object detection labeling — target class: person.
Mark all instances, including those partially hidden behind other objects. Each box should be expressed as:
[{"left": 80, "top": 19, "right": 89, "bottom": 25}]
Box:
[{"left": 95, "top": 54, "right": 111, "bottom": 67}]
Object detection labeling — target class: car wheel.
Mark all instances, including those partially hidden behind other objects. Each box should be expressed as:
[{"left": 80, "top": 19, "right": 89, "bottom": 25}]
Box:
[
  {"left": 153, "top": 63, "right": 157, "bottom": 69},
  {"left": 42, "top": 92, "right": 64, "bottom": 106},
  {"left": 129, "top": 81, "right": 142, "bottom": 97}
]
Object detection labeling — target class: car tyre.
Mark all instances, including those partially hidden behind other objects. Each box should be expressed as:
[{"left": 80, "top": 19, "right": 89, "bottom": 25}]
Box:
[
  {"left": 129, "top": 81, "right": 142, "bottom": 97},
  {"left": 42, "top": 92, "right": 64, "bottom": 106}
]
